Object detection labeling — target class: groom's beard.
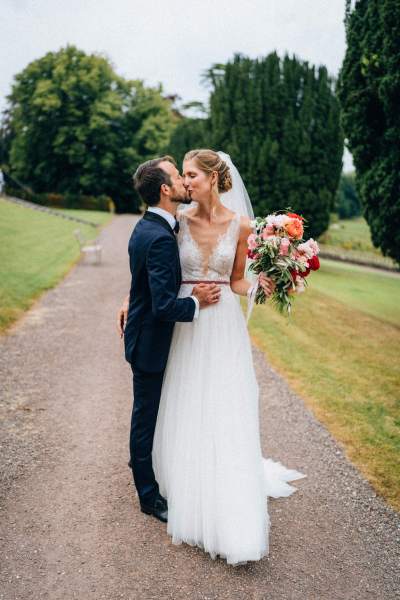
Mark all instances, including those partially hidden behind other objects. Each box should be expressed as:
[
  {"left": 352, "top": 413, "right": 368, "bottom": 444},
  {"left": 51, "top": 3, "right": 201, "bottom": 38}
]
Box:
[{"left": 172, "top": 192, "right": 192, "bottom": 205}]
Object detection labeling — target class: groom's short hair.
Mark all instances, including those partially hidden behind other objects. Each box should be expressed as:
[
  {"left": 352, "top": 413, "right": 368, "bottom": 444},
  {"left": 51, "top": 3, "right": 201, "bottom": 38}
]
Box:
[{"left": 133, "top": 155, "right": 177, "bottom": 206}]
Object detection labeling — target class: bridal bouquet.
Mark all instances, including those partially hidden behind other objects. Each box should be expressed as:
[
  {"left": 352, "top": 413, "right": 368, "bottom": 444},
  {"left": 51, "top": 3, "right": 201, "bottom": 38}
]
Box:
[{"left": 247, "top": 210, "right": 320, "bottom": 315}]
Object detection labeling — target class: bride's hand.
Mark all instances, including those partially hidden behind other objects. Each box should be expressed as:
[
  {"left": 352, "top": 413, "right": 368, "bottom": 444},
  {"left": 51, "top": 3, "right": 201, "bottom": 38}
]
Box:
[{"left": 259, "top": 273, "right": 275, "bottom": 298}]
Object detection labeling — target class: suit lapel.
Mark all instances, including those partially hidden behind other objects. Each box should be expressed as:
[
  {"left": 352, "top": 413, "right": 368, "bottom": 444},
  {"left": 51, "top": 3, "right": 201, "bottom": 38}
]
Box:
[
  {"left": 143, "top": 211, "right": 175, "bottom": 237},
  {"left": 142, "top": 211, "right": 181, "bottom": 283}
]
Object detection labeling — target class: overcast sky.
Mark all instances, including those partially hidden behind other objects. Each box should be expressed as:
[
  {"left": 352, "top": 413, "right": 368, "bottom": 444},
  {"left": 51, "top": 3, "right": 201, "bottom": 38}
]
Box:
[{"left": 1, "top": 0, "right": 353, "bottom": 170}]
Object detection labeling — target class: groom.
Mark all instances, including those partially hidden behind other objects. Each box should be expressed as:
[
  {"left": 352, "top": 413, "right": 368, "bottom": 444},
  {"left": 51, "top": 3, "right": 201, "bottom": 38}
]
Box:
[{"left": 118, "top": 155, "right": 221, "bottom": 523}]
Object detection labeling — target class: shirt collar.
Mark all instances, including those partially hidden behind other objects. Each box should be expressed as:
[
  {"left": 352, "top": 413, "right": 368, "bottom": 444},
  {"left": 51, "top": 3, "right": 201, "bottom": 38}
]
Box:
[{"left": 147, "top": 207, "right": 176, "bottom": 230}]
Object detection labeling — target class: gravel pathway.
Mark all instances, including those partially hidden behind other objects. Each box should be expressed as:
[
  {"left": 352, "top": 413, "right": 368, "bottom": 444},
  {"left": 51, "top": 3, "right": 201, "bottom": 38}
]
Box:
[{"left": 0, "top": 215, "right": 399, "bottom": 600}]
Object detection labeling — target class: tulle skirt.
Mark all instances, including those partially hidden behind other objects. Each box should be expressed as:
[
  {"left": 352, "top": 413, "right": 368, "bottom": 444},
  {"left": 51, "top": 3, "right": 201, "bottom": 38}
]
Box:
[{"left": 153, "top": 285, "right": 305, "bottom": 565}]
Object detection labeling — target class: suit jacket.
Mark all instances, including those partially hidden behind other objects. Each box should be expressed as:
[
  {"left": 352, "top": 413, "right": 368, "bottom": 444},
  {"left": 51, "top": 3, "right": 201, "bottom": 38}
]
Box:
[{"left": 124, "top": 211, "right": 195, "bottom": 372}]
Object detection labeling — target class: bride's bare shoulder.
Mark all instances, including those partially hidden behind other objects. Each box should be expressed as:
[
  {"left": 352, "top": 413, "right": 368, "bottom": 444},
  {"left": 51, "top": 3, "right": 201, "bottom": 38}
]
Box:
[
  {"left": 238, "top": 215, "right": 252, "bottom": 239},
  {"left": 177, "top": 207, "right": 197, "bottom": 222}
]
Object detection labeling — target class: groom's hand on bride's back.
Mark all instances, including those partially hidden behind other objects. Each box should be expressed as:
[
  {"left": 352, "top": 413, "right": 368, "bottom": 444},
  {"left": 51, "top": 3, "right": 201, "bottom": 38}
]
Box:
[
  {"left": 117, "top": 295, "right": 129, "bottom": 338},
  {"left": 192, "top": 283, "right": 221, "bottom": 308}
]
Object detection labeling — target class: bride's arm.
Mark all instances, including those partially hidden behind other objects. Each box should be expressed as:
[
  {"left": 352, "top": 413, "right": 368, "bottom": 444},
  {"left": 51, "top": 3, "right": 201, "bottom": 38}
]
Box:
[
  {"left": 230, "top": 217, "right": 253, "bottom": 296},
  {"left": 230, "top": 217, "right": 275, "bottom": 298}
]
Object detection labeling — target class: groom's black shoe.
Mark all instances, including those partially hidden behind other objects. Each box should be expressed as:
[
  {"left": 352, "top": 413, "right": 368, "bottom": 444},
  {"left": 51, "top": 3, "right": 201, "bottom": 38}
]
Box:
[
  {"left": 157, "top": 494, "right": 168, "bottom": 510},
  {"left": 140, "top": 496, "right": 168, "bottom": 523}
]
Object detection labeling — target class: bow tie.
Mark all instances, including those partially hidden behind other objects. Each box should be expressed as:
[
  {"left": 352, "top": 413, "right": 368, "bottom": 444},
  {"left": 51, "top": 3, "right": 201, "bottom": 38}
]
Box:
[{"left": 173, "top": 221, "right": 180, "bottom": 234}]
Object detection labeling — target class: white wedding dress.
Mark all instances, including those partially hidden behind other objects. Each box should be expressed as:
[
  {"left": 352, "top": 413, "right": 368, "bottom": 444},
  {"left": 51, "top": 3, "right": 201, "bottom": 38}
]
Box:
[{"left": 152, "top": 211, "right": 306, "bottom": 565}]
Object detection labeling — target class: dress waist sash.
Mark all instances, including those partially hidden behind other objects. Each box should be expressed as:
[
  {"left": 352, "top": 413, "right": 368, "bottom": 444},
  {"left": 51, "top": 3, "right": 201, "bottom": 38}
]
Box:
[{"left": 182, "top": 280, "right": 230, "bottom": 285}]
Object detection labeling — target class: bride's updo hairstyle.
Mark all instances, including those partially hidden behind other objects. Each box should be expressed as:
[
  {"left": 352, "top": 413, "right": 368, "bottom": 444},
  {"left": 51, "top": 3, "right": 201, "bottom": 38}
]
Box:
[{"left": 184, "top": 149, "right": 233, "bottom": 193}]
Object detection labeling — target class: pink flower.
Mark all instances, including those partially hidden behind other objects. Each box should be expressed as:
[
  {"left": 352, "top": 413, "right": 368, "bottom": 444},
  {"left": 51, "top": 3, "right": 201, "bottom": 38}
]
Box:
[
  {"left": 247, "top": 233, "right": 258, "bottom": 251},
  {"left": 279, "top": 237, "right": 290, "bottom": 256},
  {"left": 267, "top": 214, "right": 290, "bottom": 228},
  {"left": 262, "top": 230, "right": 275, "bottom": 241},
  {"left": 308, "top": 238, "right": 320, "bottom": 256},
  {"left": 262, "top": 224, "right": 275, "bottom": 239},
  {"left": 292, "top": 249, "right": 302, "bottom": 260},
  {"left": 297, "top": 254, "right": 309, "bottom": 266},
  {"left": 297, "top": 238, "right": 320, "bottom": 259}
]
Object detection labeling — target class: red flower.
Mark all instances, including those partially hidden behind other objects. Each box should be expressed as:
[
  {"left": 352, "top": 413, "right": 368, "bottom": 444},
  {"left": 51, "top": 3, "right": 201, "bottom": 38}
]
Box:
[
  {"left": 287, "top": 212, "right": 304, "bottom": 221},
  {"left": 289, "top": 268, "right": 298, "bottom": 282},
  {"left": 308, "top": 255, "right": 320, "bottom": 271},
  {"left": 300, "top": 266, "right": 311, "bottom": 278}
]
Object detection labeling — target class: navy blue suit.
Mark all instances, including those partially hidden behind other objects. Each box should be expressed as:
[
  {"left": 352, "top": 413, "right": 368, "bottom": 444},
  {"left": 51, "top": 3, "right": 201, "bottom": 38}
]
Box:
[{"left": 124, "top": 211, "right": 195, "bottom": 505}]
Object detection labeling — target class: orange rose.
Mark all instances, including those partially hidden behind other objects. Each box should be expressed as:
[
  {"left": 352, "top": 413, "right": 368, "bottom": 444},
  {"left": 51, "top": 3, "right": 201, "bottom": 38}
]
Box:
[
  {"left": 285, "top": 218, "right": 303, "bottom": 240},
  {"left": 287, "top": 212, "right": 304, "bottom": 221}
]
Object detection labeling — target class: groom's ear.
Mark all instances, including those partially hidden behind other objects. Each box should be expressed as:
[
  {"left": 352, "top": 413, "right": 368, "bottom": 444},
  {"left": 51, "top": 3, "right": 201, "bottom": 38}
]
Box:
[{"left": 160, "top": 181, "right": 172, "bottom": 199}]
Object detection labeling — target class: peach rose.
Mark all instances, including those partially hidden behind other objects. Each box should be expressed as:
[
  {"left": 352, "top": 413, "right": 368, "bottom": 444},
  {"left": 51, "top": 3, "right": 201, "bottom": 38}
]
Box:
[{"left": 285, "top": 218, "right": 303, "bottom": 240}]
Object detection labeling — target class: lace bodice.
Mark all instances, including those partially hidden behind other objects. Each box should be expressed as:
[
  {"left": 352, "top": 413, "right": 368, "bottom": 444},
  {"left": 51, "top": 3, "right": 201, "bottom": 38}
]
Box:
[{"left": 177, "top": 212, "right": 241, "bottom": 282}]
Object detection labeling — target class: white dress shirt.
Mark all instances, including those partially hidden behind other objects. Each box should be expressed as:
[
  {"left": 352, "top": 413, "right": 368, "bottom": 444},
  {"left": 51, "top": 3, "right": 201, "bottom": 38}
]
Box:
[
  {"left": 147, "top": 206, "right": 176, "bottom": 230},
  {"left": 147, "top": 207, "right": 199, "bottom": 319}
]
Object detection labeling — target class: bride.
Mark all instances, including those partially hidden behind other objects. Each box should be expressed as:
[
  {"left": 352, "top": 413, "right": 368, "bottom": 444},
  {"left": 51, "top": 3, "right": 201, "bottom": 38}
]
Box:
[{"left": 152, "top": 149, "right": 306, "bottom": 565}]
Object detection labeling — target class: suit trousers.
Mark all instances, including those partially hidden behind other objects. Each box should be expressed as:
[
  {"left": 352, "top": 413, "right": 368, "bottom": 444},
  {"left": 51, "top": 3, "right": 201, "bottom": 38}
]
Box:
[{"left": 130, "top": 365, "right": 164, "bottom": 506}]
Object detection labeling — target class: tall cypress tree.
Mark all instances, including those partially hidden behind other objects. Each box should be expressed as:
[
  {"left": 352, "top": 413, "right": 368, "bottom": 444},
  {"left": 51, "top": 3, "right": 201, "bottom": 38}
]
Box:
[
  {"left": 167, "top": 117, "right": 209, "bottom": 166},
  {"left": 208, "top": 53, "right": 344, "bottom": 239},
  {"left": 337, "top": 0, "right": 400, "bottom": 263}
]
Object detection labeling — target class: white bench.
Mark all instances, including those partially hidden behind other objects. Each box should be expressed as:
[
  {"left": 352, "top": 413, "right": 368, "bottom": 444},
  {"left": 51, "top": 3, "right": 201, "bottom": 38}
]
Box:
[{"left": 74, "top": 229, "right": 102, "bottom": 265}]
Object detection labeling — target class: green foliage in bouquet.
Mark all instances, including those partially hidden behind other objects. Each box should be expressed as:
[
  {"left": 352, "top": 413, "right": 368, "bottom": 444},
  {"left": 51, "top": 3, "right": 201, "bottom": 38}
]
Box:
[
  {"left": 247, "top": 211, "right": 320, "bottom": 315},
  {"left": 248, "top": 219, "right": 303, "bottom": 314}
]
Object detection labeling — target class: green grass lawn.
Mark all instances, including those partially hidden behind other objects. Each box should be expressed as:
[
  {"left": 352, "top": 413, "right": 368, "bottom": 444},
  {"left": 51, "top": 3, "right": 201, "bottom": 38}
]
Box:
[
  {"left": 318, "top": 217, "right": 397, "bottom": 269},
  {"left": 0, "top": 199, "right": 112, "bottom": 332},
  {"left": 248, "top": 259, "right": 400, "bottom": 511},
  {"left": 57, "top": 208, "right": 113, "bottom": 225},
  {"left": 319, "top": 217, "right": 378, "bottom": 253},
  {"left": 312, "top": 259, "right": 400, "bottom": 325}
]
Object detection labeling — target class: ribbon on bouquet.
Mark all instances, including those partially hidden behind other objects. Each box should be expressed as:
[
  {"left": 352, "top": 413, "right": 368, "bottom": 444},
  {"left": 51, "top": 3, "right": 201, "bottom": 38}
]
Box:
[{"left": 246, "top": 276, "right": 260, "bottom": 323}]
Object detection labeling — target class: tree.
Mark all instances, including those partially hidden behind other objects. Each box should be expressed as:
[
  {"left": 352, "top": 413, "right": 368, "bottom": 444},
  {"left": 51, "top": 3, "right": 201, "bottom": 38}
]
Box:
[
  {"left": 336, "top": 172, "right": 361, "bottom": 219},
  {"left": 2, "top": 45, "right": 175, "bottom": 212},
  {"left": 337, "top": 0, "right": 400, "bottom": 262},
  {"left": 167, "top": 117, "right": 210, "bottom": 166},
  {"left": 164, "top": 98, "right": 211, "bottom": 166},
  {"left": 208, "top": 53, "right": 344, "bottom": 239}
]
